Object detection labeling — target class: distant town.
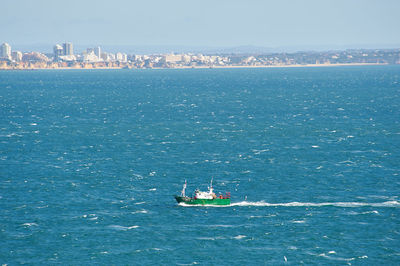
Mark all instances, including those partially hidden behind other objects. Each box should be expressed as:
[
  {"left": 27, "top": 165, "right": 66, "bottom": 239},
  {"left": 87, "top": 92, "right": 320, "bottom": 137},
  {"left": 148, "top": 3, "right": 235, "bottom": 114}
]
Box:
[{"left": 0, "top": 42, "right": 399, "bottom": 70}]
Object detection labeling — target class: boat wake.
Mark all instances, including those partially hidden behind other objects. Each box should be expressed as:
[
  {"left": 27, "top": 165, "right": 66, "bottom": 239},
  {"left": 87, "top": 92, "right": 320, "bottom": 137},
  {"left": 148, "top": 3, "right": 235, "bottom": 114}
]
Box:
[
  {"left": 232, "top": 200, "right": 400, "bottom": 207},
  {"left": 179, "top": 200, "right": 400, "bottom": 208}
]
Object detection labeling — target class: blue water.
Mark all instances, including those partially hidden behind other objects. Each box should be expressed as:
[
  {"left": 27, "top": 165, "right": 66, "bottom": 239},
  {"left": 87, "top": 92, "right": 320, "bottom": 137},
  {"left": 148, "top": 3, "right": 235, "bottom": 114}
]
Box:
[{"left": 1, "top": 66, "right": 399, "bottom": 264}]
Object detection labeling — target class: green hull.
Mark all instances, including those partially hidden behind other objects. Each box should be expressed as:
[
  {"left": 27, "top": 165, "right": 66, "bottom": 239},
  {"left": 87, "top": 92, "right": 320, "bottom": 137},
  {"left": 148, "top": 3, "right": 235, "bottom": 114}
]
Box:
[{"left": 174, "top": 195, "right": 230, "bottom": 205}]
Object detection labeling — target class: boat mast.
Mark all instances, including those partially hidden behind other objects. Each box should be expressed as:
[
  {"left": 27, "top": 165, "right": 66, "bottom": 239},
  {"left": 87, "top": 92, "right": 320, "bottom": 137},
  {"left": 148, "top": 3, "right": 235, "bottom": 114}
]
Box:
[{"left": 181, "top": 180, "right": 187, "bottom": 197}]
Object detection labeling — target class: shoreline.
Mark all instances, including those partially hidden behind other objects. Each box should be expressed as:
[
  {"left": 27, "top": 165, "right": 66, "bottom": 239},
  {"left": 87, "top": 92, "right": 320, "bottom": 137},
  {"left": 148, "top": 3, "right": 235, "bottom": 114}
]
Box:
[
  {"left": 153, "top": 62, "right": 388, "bottom": 70},
  {"left": 0, "top": 62, "right": 391, "bottom": 71}
]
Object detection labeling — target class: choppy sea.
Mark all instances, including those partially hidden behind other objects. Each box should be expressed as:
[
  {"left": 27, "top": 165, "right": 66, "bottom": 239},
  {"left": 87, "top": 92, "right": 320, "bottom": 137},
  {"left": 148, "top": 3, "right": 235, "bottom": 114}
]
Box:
[{"left": 1, "top": 66, "right": 400, "bottom": 265}]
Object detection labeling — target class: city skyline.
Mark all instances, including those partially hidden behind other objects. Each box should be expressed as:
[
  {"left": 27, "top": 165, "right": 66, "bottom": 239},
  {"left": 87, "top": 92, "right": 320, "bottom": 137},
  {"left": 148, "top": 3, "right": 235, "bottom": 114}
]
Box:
[
  {"left": 1, "top": 40, "right": 399, "bottom": 70},
  {"left": 1, "top": 0, "right": 400, "bottom": 50}
]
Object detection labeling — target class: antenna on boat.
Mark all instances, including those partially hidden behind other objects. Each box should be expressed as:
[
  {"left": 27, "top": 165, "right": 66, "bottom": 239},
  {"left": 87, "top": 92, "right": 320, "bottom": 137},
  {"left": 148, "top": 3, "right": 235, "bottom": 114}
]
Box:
[{"left": 181, "top": 180, "right": 187, "bottom": 197}]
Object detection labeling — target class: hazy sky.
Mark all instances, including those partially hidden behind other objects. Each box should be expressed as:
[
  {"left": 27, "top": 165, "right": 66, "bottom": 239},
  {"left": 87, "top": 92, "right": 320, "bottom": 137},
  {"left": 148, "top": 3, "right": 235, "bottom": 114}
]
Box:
[{"left": 1, "top": 0, "right": 400, "bottom": 49}]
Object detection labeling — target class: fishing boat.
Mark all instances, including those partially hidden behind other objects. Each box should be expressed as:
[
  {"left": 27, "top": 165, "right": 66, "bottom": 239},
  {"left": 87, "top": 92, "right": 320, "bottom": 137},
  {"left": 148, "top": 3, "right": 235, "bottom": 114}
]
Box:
[{"left": 174, "top": 179, "right": 231, "bottom": 206}]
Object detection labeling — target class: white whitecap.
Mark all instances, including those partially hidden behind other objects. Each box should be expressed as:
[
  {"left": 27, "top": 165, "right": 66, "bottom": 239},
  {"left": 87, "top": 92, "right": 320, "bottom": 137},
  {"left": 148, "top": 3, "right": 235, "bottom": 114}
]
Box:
[
  {"left": 108, "top": 225, "right": 139, "bottom": 231},
  {"left": 197, "top": 237, "right": 216, "bottom": 241},
  {"left": 22, "top": 223, "right": 38, "bottom": 227},
  {"left": 349, "top": 210, "right": 379, "bottom": 215},
  {"left": 132, "top": 210, "right": 148, "bottom": 214},
  {"left": 208, "top": 224, "right": 234, "bottom": 228}
]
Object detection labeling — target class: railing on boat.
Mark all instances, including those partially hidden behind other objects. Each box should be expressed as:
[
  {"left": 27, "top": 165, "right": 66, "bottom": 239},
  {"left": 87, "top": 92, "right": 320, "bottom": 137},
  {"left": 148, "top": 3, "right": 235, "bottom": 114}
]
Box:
[{"left": 219, "top": 192, "right": 231, "bottom": 199}]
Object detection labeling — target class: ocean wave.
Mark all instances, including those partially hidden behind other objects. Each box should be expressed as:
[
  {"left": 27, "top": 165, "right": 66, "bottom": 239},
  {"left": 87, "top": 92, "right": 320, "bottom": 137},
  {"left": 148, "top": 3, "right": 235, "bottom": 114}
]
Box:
[
  {"left": 108, "top": 225, "right": 139, "bottom": 231},
  {"left": 132, "top": 210, "right": 148, "bottom": 214},
  {"left": 197, "top": 236, "right": 227, "bottom": 241},
  {"left": 292, "top": 220, "right": 306, "bottom": 223},
  {"left": 22, "top": 223, "right": 38, "bottom": 227},
  {"left": 347, "top": 210, "right": 379, "bottom": 215}
]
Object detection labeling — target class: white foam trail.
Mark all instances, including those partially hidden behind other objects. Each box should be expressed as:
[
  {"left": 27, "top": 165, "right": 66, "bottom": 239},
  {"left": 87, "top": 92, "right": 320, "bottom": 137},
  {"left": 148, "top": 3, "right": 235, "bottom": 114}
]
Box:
[
  {"left": 231, "top": 200, "right": 400, "bottom": 207},
  {"left": 179, "top": 201, "right": 400, "bottom": 208},
  {"left": 240, "top": 200, "right": 400, "bottom": 207}
]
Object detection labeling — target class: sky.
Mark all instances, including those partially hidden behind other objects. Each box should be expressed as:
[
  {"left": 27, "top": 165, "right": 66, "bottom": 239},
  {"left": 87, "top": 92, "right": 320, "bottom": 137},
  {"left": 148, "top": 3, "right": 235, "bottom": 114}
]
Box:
[{"left": 1, "top": 0, "right": 400, "bottom": 52}]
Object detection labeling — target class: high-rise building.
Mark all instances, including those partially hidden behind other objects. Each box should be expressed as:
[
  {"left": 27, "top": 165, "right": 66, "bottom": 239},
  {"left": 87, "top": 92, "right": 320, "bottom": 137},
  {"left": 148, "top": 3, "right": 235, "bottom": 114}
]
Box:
[
  {"left": 94, "top": 47, "right": 101, "bottom": 58},
  {"left": 63, "top": 42, "right": 73, "bottom": 56},
  {"left": 0, "top": 43, "right": 12, "bottom": 60},
  {"left": 83, "top": 50, "right": 101, "bottom": 62},
  {"left": 116, "top": 52, "right": 127, "bottom": 62},
  {"left": 12, "top": 51, "right": 23, "bottom": 62},
  {"left": 53, "top": 44, "right": 63, "bottom": 61},
  {"left": 163, "top": 54, "right": 183, "bottom": 63}
]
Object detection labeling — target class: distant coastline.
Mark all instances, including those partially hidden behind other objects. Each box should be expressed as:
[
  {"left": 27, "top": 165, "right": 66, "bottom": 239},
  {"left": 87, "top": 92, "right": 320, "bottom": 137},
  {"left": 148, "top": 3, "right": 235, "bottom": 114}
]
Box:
[
  {"left": 152, "top": 62, "right": 388, "bottom": 69},
  {"left": 0, "top": 62, "right": 390, "bottom": 71},
  {"left": 1, "top": 45, "right": 399, "bottom": 70}
]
